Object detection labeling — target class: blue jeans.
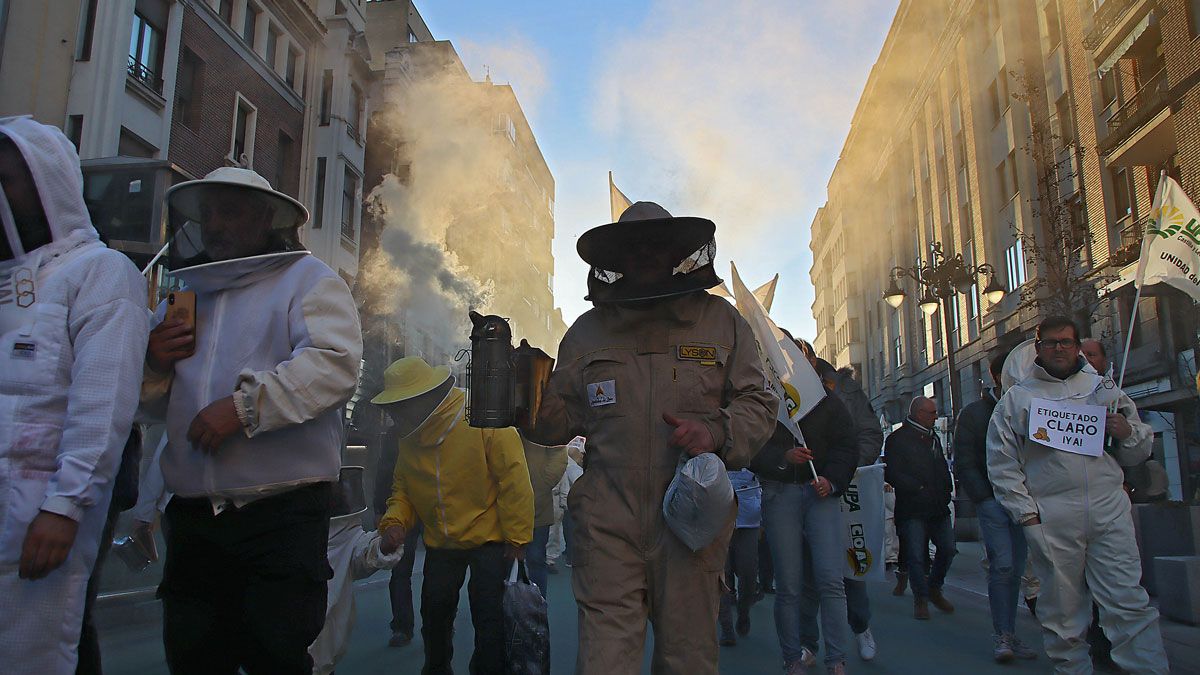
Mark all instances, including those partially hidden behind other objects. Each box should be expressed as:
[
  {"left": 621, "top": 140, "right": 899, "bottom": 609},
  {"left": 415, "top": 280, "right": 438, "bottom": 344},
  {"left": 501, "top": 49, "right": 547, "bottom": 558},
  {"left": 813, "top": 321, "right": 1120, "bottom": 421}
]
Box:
[
  {"left": 898, "top": 514, "right": 956, "bottom": 600},
  {"left": 527, "top": 525, "right": 550, "bottom": 599},
  {"left": 799, "top": 572, "right": 871, "bottom": 650},
  {"left": 977, "top": 498, "right": 1027, "bottom": 635},
  {"left": 762, "top": 481, "right": 849, "bottom": 667}
]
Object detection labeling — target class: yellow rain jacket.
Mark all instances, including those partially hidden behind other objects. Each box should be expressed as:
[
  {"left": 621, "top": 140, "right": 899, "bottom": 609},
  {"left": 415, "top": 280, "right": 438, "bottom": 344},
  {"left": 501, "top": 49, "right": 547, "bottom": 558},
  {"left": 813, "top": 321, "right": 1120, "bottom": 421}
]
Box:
[{"left": 379, "top": 388, "right": 534, "bottom": 549}]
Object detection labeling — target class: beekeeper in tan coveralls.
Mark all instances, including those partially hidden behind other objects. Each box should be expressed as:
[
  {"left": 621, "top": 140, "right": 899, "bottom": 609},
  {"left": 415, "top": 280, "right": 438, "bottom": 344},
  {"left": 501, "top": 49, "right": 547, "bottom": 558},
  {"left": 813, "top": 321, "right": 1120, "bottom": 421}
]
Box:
[{"left": 529, "top": 201, "right": 776, "bottom": 674}]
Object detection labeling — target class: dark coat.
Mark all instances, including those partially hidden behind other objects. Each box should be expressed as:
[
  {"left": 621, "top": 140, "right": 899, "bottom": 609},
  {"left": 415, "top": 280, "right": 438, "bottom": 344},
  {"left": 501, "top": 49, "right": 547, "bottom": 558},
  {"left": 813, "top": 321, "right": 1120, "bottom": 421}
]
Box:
[
  {"left": 884, "top": 420, "right": 953, "bottom": 521},
  {"left": 829, "top": 367, "right": 884, "bottom": 466},
  {"left": 952, "top": 390, "right": 999, "bottom": 504},
  {"left": 750, "top": 391, "right": 859, "bottom": 493}
]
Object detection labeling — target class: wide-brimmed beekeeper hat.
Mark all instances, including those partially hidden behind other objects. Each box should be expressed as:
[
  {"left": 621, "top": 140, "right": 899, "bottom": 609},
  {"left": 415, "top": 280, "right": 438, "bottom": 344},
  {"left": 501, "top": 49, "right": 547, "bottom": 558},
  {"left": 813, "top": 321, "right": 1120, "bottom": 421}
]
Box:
[
  {"left": 370, "top": 356, "right": 453, "bottom": 405},
  {"left": 166, "top": 166, "right": 308, "bottom": 230},
  {"left": 577, "top": 201, "right": 722, "bottom": 303}
]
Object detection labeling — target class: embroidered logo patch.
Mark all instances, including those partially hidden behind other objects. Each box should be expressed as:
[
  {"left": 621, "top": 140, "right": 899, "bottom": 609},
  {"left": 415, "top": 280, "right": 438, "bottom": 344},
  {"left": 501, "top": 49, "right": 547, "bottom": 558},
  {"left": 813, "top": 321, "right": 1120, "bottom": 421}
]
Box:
[
  {"left": 678, "top": 345, "right": 718, "bottom": 361},
  {"left": 11, "top": 341, "right": 35, "bottom": 359},
  {"left": 587, "top": 380, "right": 616, "bottom": 407}
]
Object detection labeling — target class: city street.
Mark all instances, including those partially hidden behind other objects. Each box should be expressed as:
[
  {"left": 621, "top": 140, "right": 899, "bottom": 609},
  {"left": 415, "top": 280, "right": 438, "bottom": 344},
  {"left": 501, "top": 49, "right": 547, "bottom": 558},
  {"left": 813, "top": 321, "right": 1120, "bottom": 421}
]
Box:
[{"left": 94, "top": 541, "right": 1198, "bottom": 674}]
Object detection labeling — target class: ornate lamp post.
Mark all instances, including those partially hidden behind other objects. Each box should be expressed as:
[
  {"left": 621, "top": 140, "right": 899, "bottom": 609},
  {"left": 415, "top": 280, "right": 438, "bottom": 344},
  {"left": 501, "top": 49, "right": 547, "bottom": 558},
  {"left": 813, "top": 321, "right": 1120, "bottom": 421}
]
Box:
[{"left": 882, "top": 242, "right": 1006, "bottom": 419}]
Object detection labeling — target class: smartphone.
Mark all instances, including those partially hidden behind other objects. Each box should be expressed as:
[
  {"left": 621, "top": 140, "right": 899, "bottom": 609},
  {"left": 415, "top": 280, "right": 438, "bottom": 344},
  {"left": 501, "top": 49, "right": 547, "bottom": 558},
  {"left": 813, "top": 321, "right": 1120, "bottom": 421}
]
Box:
[{"left": 166, "top": 290, "right": 196, "bottom": 355}]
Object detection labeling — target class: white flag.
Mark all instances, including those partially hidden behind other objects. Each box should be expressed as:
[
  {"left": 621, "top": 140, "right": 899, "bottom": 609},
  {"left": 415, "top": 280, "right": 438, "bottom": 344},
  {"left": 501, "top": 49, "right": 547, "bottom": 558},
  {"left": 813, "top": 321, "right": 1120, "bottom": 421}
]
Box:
[
  {"left": 1137, "top": 176, "right": 1200, "bottom": 301},
  {"left": 728, "top": 263, "right": 826, "bottom": 449},
  {"left": 840, "top": 464, "right": 886, "bottom": 582}
]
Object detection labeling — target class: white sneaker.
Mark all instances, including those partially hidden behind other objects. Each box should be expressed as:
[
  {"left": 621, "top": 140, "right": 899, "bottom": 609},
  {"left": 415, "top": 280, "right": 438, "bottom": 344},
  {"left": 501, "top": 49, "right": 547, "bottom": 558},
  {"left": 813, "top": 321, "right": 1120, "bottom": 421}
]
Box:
[
  {"left": 856, "top": 628, "right": 876, "bottom": 661},
  {"left": 799, "top": 646, "right": 817, "bottom": 667}
]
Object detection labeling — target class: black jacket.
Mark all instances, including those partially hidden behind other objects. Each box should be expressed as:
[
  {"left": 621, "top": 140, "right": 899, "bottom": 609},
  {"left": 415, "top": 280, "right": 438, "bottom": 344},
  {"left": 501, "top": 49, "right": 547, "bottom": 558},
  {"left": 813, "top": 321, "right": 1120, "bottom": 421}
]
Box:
[
  {"left": 749, "top": 392, "right": 858, "bottom": 493},
  {"left": 883, "top": 420, "right": 953, "bottom": 520},
  {"left": 952, "top": 390, "right": 999, "bottom": 504},
  {"left": 828, "top": 366, "right": 884, "bottom": 466}
]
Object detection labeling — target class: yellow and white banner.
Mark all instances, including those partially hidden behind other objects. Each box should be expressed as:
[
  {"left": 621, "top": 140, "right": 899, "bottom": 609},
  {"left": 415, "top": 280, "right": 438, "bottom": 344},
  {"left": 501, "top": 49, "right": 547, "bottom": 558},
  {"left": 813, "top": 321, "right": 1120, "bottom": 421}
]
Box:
[
  {"left": 728, "top": 263, "right": 825, "bottom": 450},
  {"left": 1137, "top": 176, "right": 1200, "bottom": 301}
]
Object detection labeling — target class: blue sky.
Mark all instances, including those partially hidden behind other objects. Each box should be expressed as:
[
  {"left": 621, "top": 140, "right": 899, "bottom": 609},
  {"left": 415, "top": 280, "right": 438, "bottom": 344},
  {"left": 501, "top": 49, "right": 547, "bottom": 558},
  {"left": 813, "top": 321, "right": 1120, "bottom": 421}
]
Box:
[{"left": 419, "top": 0, "right": 900, "bottom": 340}]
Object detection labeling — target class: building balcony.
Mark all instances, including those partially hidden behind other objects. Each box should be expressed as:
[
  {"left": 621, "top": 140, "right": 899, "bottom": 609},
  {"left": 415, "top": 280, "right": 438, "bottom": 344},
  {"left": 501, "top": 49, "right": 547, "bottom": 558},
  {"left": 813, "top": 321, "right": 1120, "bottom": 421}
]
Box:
[
  {"left": 1084, "top": 0, "right": 1149, "bottom": 51},
  {"left": 1109, "top": 213, "right": 1150, "bottom": 268},
  {"left": 127, "top": 55, "right": 163, "bottom": 95},
  {"left": 1101, "top": 68, "right": 1176, "bottom": 167}
]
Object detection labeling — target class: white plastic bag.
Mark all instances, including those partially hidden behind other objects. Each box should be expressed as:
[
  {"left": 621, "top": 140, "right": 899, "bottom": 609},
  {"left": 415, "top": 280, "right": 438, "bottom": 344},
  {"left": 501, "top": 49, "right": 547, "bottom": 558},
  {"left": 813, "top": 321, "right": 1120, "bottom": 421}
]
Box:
[{"left": 662, "top": 453, "right": 735, "bottom": 551}]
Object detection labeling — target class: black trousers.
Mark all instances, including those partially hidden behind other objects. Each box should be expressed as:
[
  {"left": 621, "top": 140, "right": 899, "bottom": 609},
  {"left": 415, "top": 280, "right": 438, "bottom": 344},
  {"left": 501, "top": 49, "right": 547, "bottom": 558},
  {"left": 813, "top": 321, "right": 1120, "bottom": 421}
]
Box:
[
  {"left": 389, "top": 523, "right": 424, "bottom": 634},
  {"left": 421, "top": 543, "right": 507, "bottom": 675},
  {"left": 159, "top": 482, "right": 333, "bottom": 675},
  {"left": 720, "top": 527, "right": 760, "bottom": 628}
]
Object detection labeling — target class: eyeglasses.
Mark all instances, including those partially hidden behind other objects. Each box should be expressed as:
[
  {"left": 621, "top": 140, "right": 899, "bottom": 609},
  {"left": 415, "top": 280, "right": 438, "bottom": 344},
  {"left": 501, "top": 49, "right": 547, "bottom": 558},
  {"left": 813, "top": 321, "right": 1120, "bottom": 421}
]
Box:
[{"left": 1036, "top": 338, "right": 1078, "bottom": 350}]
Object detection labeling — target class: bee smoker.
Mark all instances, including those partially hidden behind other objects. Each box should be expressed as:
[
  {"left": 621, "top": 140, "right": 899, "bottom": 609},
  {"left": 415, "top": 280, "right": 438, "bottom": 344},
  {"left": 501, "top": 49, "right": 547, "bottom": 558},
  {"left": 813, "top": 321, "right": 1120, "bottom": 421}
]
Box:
[{"left": 467, "top": 311, "right": 554, "bottom": 429}]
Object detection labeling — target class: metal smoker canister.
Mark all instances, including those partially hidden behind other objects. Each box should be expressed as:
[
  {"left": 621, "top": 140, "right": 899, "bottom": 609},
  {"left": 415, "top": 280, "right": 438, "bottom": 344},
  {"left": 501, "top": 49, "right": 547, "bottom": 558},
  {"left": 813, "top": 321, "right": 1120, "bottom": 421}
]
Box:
[{"left": 468, "top": 311, "right": 515, "bottom": 428}]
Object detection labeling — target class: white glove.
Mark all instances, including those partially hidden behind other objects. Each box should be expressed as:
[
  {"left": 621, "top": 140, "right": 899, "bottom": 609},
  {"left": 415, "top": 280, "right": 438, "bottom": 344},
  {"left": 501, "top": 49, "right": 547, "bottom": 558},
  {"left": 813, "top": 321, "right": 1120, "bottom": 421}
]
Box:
[{"left": 365, "top": 533, "right": 405, "bottom": 570}]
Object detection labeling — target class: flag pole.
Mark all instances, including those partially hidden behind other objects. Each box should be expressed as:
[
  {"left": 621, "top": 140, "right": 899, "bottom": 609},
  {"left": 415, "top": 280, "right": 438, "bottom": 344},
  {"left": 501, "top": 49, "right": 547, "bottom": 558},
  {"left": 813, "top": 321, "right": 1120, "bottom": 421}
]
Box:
[{"left": 1117, "top": 169, "right": 1168, "bottom": 390}]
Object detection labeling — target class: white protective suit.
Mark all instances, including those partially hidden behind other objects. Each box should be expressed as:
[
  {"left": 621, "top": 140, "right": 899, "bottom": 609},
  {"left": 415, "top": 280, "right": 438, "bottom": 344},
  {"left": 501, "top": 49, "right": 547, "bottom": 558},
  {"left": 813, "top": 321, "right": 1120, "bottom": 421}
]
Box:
[
  {"left": 308, "top": 514, "right": 404, "bottom": 675},
  {"left": 986, "top": 356, "right": 1169, "bottom": 674},
  {"left": 0, "top": 117, "right": 150, "bottom": 673}
]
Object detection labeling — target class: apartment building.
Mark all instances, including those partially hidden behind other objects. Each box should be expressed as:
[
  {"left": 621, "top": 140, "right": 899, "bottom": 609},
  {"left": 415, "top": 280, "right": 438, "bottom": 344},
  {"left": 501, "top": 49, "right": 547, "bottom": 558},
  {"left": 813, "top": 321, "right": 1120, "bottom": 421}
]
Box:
[
  {"left": 809, "top": 0, "right": 1200, "bottom": 501},
  {"left": 0, "top": 0, "right": 390, "bottom": 289}
]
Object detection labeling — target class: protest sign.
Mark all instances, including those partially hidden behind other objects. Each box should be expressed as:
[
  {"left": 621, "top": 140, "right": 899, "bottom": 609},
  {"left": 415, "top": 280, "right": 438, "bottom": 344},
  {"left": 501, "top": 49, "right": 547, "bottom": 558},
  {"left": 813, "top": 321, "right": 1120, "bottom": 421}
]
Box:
[{"left": 1027, "top": 397, "right": 1106, "bottom": 457}]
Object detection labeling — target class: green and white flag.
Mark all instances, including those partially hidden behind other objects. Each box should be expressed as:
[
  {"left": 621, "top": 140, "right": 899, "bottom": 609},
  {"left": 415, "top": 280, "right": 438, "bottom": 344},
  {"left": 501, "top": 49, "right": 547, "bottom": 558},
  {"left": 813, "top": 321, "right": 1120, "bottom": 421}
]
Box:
[{"left": 1138, "top": 176, "right": 1200, "bottom": 301}]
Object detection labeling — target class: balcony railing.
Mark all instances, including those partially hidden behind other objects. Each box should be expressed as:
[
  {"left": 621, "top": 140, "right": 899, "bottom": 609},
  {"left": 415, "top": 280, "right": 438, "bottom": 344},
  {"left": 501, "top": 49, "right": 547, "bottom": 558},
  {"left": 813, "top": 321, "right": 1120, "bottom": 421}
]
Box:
[
  {"left": 127, "top": 55, "right": 163, "bottom": 95},
  {"left": 1109, "top": 213, "right": 1150, "bottom": 267},
  {"left": 1083, "top": 0, "right": 1140, "bottom": 49},
  {"left": 1108, "top": 68, "right": 1169, "bottom": 133}
]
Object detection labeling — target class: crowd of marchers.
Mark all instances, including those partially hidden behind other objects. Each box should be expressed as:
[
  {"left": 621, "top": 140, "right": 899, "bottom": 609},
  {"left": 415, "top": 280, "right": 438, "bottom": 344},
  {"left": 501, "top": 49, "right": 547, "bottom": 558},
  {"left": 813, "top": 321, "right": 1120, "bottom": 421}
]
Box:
[{"left": 0, "top": 115, "right": 1175, "bottom": 675}]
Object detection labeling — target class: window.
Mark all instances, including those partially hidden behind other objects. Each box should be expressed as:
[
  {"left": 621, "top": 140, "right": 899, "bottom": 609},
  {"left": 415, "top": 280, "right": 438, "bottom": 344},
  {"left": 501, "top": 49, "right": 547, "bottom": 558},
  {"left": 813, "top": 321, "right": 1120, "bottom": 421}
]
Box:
[
  {"left": 320, "top": 70, "right": 333, "bottom": 125},
  {"left": 1007, "top": 151, "right": 1019, "bottom": 198},
  {"left": 285, "top": 47, "right": 300, "bottom": 90},
  {"left": 265, "top": 25, "right": 279, "bottom": 70},
  {"left": 66, "top": 115, "right": 83, "bottom": 150},
  {"left": 995, "top": 161, "right": 1008, "bottom": 202},
  {"left": 988, "top": 80, "right": 1001, "bottom": 123},
  {"left": 275, "top": 131, "right": 294, "bottom": 194},
  {"left": 497, "top": 113, "right": 516, "bottom": 143},
  {"left": 341, "top": 168, "right": 358, "bottom": 244},
  {"left": 218, "top": 0, "right": 234, "bottom": 24},
  {"left": 1042, "top": 0, "right": 1061, "bottom": 49},
  {"left": 408, "top": 29, "right": 419, "bottom": 43},
  {"left": 347, "top": 83, "right": 363, "bottom": 139},
  {"left": 1055, "top": 94, "right": 1075, "bottom": 147},
  {"left": 313, "top": 158, "right": 326, "bottom": 229},
  {"left": 242, "top": 3, "right": 259, "bottom": 43},
  {"left": 128, "top": 11, "right": 165, "bottom": 93},
  {"left": 231, "top": 96, "right": 256, "bottom": 165},
  {"left": 1005, "top": 241, "right": 1027, "bottom": 290},
  {"left": 118, "top": 127, "right": 156, "bottom": 158},
  {"left": 1112, "top": 167, "right": 1134, "bottom": 222},
  {"left": 174, "top": 48, "right": 203, "bottom": 129},
  {"left": 76, "top": 0, "right": 99, "bottom": 60},
  {"left": 1099, "top": 68, "right": 1119, "bottom": 109}
]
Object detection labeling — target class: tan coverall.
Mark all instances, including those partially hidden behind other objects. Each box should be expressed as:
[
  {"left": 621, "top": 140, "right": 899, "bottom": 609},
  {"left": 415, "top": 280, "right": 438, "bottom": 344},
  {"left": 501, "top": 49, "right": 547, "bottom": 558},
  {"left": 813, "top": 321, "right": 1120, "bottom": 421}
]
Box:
[{"left": 532, "top": 291, "right": 776, "bottom": 674}]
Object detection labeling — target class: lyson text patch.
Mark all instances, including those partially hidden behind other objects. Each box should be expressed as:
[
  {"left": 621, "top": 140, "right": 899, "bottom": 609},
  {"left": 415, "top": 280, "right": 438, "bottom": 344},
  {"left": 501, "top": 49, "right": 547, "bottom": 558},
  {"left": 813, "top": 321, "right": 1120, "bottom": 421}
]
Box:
[{"left": 677, "top": 345, "right": 718, "bottom": 362}]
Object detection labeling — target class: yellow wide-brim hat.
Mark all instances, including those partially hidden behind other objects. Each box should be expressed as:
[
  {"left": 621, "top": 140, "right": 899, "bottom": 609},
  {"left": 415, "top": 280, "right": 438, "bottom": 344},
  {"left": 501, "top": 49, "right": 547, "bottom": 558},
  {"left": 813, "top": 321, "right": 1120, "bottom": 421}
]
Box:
[{"left": 370, "top": 356, "right": 453, "bottom": 405}]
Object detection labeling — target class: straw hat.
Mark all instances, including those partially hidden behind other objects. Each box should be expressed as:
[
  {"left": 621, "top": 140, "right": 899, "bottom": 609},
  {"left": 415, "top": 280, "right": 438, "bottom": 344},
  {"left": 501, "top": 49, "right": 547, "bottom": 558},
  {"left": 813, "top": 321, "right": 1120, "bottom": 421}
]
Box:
[{"left": 370, "top": 356, "right": 453, "bottom": 405}]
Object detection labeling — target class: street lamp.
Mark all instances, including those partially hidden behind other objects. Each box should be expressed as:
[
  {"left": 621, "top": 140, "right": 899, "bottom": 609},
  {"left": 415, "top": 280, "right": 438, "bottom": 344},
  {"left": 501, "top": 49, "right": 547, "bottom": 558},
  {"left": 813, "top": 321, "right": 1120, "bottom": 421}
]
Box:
[{"left": 882, "top": 241, "right": 1004, "bottom": 419}]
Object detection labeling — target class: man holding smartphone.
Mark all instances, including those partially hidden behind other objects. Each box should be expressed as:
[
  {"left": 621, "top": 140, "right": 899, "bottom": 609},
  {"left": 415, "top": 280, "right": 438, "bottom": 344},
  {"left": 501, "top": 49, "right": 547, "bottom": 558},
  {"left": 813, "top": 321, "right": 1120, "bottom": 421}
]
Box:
[{"left": 141, "top": 167, "right": 362, "bottom": 675}]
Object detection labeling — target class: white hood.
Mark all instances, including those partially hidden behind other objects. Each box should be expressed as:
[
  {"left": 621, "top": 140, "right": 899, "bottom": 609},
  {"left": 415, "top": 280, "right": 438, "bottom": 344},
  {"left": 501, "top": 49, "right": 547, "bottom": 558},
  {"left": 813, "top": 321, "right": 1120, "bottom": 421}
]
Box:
[{"left": 0, "top": 116, "right": 98, "bottom": 267}]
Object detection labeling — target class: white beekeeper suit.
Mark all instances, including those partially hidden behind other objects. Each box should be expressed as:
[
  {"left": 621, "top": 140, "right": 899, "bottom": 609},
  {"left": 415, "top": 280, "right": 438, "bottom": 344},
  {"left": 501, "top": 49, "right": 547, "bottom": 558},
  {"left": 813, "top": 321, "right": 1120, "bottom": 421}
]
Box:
[
  {"left": 987, "top": 350, "right": 1169, "bottom": 674},
  {"left": 309, "top": 468, "right": 404, "bottom": 675},
  {"left": 0, "top": 116, "right": 149, "bottom": 673}
]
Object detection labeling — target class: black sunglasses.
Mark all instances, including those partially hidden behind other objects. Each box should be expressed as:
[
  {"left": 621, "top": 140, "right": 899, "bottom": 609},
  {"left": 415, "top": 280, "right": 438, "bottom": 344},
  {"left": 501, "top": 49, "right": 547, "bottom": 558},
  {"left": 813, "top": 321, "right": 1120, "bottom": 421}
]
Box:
[{"left": 1036, "top": 338, "right": 1079, "bottom": 350}]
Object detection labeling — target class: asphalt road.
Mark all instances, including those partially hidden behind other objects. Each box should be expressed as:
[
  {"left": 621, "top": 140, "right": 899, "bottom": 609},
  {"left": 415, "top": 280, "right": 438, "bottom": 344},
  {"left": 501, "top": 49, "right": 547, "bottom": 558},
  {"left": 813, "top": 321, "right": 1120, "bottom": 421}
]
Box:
[{"left": 98, "top": 548, "right": 1053, "bottom": 674}]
